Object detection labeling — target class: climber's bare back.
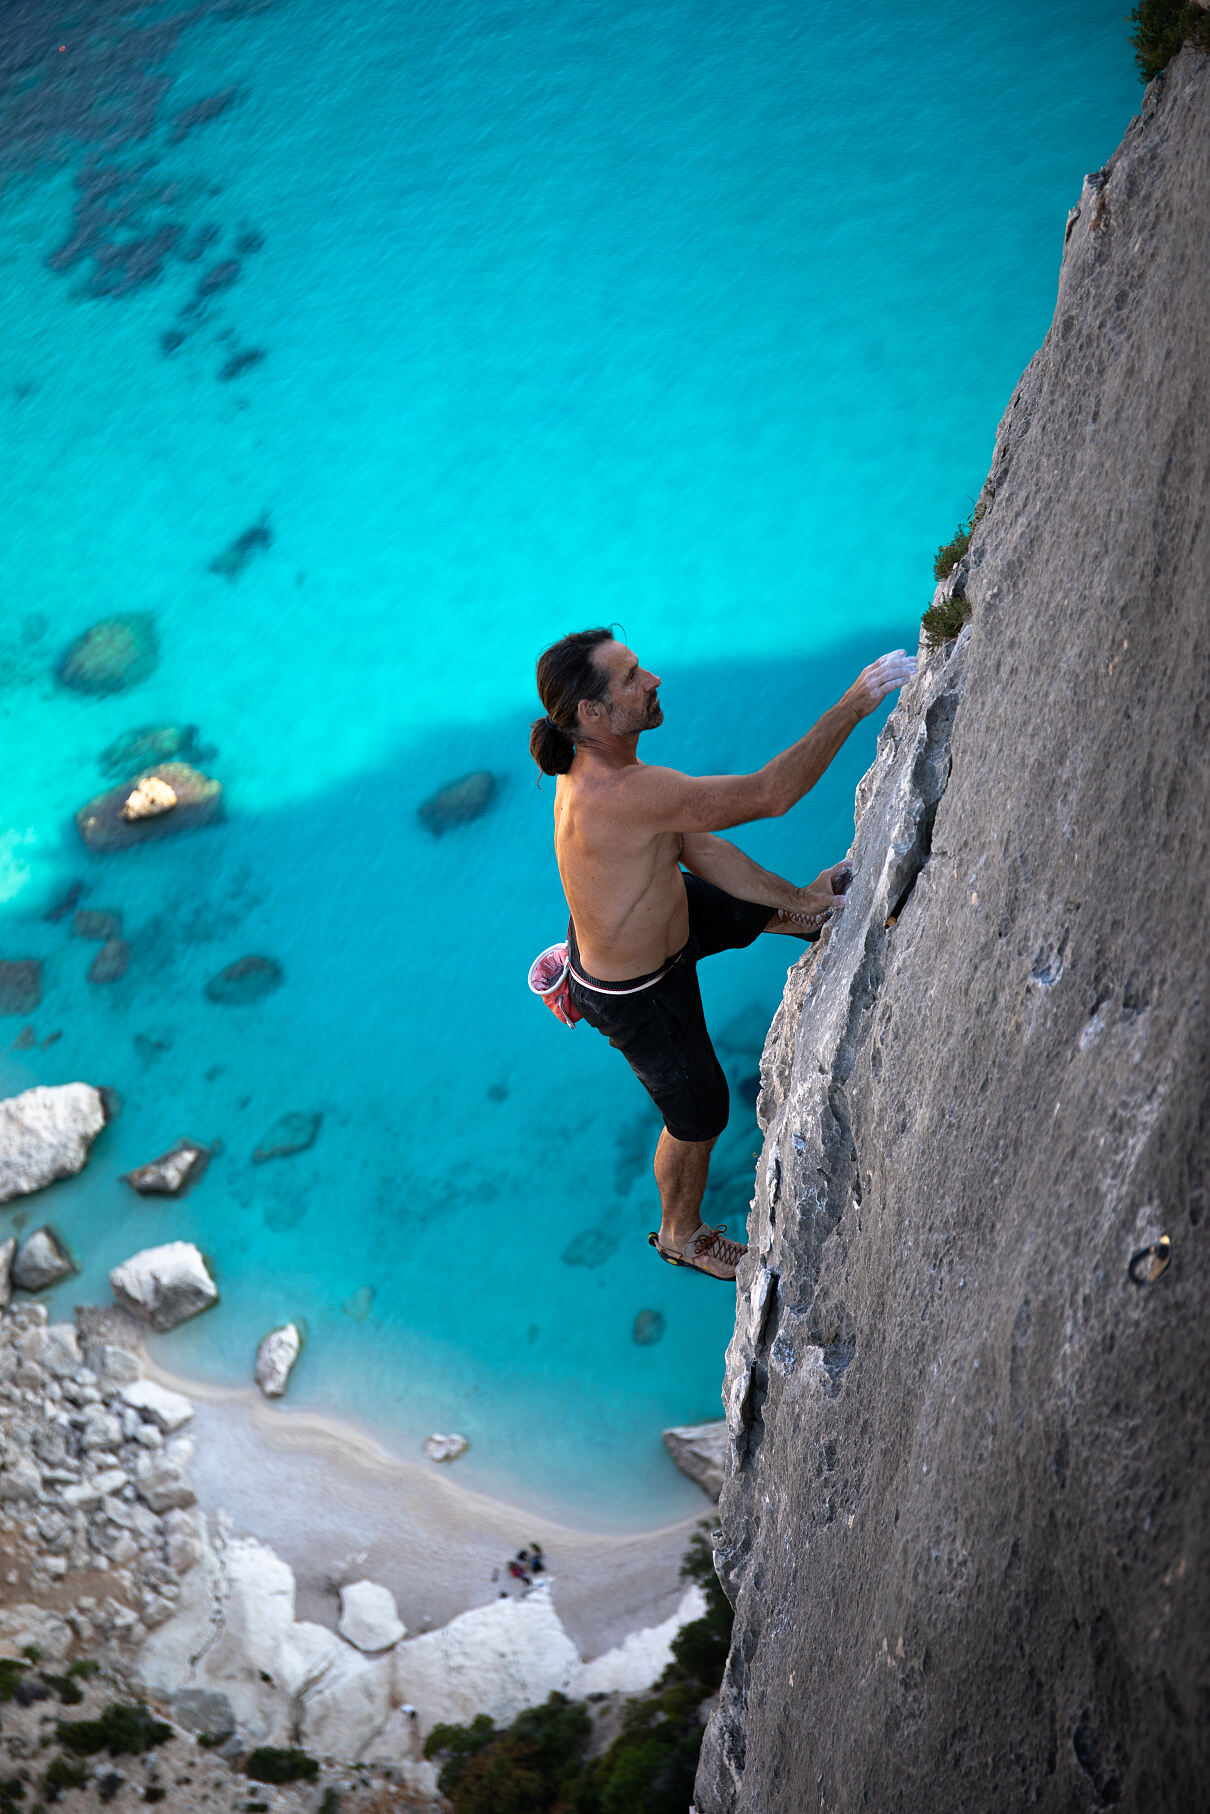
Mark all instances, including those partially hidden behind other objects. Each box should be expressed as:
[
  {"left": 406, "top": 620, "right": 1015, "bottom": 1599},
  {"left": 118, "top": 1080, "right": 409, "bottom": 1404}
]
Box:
[{"left": 555, "top": 772, "right": 689, "bottom": 981}]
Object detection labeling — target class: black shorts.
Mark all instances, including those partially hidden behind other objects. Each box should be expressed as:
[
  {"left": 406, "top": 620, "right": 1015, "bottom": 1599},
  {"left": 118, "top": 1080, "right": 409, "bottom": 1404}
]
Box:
[{"left": 568, "top": 874, "right": 771, "bottom": 1143}]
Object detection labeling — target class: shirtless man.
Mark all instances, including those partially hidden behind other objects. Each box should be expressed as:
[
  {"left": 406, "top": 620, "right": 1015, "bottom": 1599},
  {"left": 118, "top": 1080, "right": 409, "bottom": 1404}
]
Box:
[{"left": 530, "top": 628, "right": 917, "bottom": 1281}]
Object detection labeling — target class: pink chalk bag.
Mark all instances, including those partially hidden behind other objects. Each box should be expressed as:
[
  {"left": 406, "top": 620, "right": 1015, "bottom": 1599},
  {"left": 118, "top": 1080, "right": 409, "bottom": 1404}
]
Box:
[{"left": 527, "top": 942, "right": 583, "bottom": 1026}]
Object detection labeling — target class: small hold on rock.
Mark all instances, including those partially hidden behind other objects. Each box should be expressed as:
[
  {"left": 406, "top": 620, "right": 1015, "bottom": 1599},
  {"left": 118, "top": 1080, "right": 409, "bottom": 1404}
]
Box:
[
  {"left": 423, "top": 1432, "right": 469, "bottom": 1463},
  {"left": 255, "top": 1323, "right": 302, "bottom": 1398},
  {"left": 110, "top": 1240, "right": 219, "bottom": 1330}
]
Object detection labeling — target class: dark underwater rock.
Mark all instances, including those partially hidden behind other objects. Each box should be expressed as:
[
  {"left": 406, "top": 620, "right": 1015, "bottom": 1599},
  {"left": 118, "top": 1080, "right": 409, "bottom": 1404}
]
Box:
[
  {"left": 75, "top": 764, "right": 223, "bottom": 851},
  {"left": 209, "top": 514, "right": 272, "bottom": 580},
  {"left": 632, "top": 1308, "right": 665, "bottom": 1347},
  {"left": 57, "top": 614, "right": 158, "bottom": 695},
  {"left": 252, "top": 1111, "right": 321, "bottom": 1163},
  {"left": 44, "top": 880, "right": 86, "bottom": 923},
  {"left": 98, "top": 723, "right": 213, "bottom": 780},
  {"left": 204, "top": 955, "right": 284, "bottom": 1006},
  {"left": 417, "top": 770, "right": 499, "bottom": 835},
  {"left": 169, "top": 88, "right": 239, "bottom": 145},
  {"left": 0, "top": 962, "right": 41, "bottom": 1016},
  {"left": 11, "top": 1025, "right": 36, "bottom": 1051},
  {"left": 561, "top": 1227, "right": 619, "bottom": 1269},
  {"left": 88, "top": 938, "right": 129, "bottom": 984},
  {"left": 74, "top": 908, "right": 122, "bottom": 940},
  {"left": 218, "top": 347, "right": 266, "bottom": 382}
]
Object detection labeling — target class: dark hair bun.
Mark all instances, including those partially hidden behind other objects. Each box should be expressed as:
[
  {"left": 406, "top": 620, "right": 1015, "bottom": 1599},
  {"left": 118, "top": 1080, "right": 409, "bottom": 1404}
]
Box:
[{"left": 529, "top": 715, "right": 576, "bottom": 776}]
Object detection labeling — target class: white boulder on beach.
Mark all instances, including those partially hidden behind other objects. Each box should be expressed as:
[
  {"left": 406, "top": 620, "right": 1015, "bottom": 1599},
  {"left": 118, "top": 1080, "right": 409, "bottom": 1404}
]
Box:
[
  {"left": 423, "top": 1432, "right": 468, "bottom": 1463},
  {"left": 255, "top": 1322, "right": 302, "bottom": 1398},
  {"left": 110, "top": 1241, "right": 218, "bottom": 1330},
  {"left": 0, "top": 1083, "right": 107, "bottom": 1204},
  {"left": 339, "top": 1580, "right": 407, "bottom": 1652}
]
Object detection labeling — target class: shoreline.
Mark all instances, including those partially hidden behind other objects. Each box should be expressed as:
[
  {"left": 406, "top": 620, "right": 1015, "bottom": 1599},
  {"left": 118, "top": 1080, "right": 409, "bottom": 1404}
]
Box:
[{"left": 141, "top": 1350, "right": 707, "bottom": 1660}]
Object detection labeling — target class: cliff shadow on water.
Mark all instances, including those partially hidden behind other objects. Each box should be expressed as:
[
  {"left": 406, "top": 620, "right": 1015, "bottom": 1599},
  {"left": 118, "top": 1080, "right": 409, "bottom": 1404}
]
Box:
[
  {"left": 700, "top": 49, "right": 1210, "bottom": 1814},
  {"left": 0, "top": 634, "right": 903, "bottom": 1524}
]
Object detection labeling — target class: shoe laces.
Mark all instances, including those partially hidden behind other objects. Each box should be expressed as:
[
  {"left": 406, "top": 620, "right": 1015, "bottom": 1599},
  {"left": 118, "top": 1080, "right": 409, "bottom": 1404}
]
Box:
[{"left": 689, "top": 1223, "right": 746, "bottom": 1265}]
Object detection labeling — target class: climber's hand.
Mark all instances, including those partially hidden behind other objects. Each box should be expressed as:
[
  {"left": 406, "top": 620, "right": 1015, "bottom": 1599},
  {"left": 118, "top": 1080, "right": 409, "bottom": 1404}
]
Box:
[{"left": 847, "top": 650, "right": 917, "bottom": 719}]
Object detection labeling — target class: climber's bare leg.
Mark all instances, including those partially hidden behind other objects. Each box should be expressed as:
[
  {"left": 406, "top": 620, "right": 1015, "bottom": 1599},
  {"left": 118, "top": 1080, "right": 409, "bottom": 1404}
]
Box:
[{"left": 655, "top": 1129, "right": 717, "bottom": 1247}]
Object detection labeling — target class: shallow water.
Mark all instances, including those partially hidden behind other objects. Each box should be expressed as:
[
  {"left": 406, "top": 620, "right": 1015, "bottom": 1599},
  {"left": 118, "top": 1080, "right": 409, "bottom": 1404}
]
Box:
[{"left": 0, "top": 0, "right": 1136, "bottom": 1524}]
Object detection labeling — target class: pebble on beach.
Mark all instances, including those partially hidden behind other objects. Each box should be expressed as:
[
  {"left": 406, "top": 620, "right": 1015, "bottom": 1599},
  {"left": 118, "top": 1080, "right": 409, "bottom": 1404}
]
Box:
[{"left": 423, "top": 1433, "right": 469, "bottom": 1463}]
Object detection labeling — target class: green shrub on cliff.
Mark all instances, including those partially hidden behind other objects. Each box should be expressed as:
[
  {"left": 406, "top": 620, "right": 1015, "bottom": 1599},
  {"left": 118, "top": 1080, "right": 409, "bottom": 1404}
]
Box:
[
  {"left": 921, "top": 590, "right": 972, "bottom": 648},
  {"left": 426, "top": 1524, "right": 733, "bottom": 1814},
  {"left": 1130, "top": 0, "right": 1210, "bottom": 80},
  {"left": 55, "top": 1703, "right": 172, "bottom": 1758}
]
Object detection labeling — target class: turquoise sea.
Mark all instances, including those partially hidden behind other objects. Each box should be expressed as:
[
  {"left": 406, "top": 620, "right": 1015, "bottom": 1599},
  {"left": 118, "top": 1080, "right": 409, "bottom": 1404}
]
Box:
[{"left": 0, "top": 1, "right": 1137, "bottom": 1525}]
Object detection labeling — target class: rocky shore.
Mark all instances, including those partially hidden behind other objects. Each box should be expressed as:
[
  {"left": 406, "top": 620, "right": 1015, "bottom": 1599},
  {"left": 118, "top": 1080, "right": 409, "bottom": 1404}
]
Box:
[{"left": 0, "top": 1295, "right": 709, "bottom": 1803}]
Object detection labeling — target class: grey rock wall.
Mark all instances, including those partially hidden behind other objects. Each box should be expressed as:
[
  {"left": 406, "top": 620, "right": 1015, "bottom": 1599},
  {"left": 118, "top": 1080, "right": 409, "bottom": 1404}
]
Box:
[{"left": 699, "top": 52, "right": 1210, "bottom": 1814}]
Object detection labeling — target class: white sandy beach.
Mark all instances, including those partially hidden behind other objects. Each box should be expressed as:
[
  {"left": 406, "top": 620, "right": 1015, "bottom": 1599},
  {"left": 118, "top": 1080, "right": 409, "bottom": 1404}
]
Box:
[{"left": 143, "top": 1354, "right": 707, "bottom": 1661}]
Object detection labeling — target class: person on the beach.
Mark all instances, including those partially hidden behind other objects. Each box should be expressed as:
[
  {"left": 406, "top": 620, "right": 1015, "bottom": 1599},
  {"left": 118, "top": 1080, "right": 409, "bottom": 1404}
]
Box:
[{"left": 530, "top": 628, "right": 916, "bottom": 1282}]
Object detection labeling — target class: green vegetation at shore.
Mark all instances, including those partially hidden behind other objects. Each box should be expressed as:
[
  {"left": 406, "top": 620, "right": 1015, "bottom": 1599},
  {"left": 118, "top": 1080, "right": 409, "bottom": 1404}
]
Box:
[
  {"left": 425, "top": 1524, "right": 733, "bottom": 1813},
  {"left": 1130, "top": 0, "right": 1210, "bottom": 80}
]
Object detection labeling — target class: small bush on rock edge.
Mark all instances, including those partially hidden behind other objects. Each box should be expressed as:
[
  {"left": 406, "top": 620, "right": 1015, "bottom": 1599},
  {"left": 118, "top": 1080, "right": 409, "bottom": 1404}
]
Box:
[
  {"left": 1130, "top": 0, "right": 1210, "bottom": 80},
  {"left": 921, "top": 590, "right": 972, "bottom": 648},
  {"left": 245, "top": 1746, "right": 319, "bottom": 1784},
  {"left": 55, "top": 1703, "right": 173, "bottom": 1758}
]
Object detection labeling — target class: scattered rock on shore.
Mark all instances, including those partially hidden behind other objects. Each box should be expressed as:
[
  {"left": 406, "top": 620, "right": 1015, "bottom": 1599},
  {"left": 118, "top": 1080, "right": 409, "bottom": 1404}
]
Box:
[
  {"left": 0, "top": 958, "right": 41, "bottom": 1015},
  {"left": 12, "top": 1225, "right": 76, "bottom": 1290},
  {"left": 0, "top": 1234, "right": 15, "bottom": 1305},
  {"left": 253, "top": 1111, "right": 320, "bottom": 1163},
  {"left": 56, "top": 613, "right": 159, "bottom": 695},
  {"left": 88, "top": 937, "right": 130, "bottom": 984},
  {"left": 109, "top": 1241, "right": 219, "bottom": 1330},
  {"left": 204, "top": 954, "right": 284, "bottom": 1005},
  {"left": 338, "top": 1580, "right": 406, "bottom": 1652},
  {"left": 662, "top": 1420, "right": 728, "bottom": 1501},
  {"left": 123, "top": 1140, "right": 210, "bottom": 1196},
  {"left": 76, "top": 763, "right": 223, "bottom": 851},
  {"left": 423, "top": 1433, "right": 468, "bottom": 1463},
  {"left": 417, "top": 770, "right": 499, "bottom": 836},
  {"left": 121, "top": 1377, "right": 195, "bottom": 1433},
  {"left": 98, "top": 723, "right": 213, "bottom": 780},
  {"left": 255, "top": 1322, "right": 302, "bottom": 1398},
  {"left": 0, "top": 1082, "right": 108, "bottom": 1203}
]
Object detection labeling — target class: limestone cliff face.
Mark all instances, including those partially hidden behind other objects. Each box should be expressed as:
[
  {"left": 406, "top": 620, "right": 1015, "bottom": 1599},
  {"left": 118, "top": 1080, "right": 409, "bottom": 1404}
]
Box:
[{"left": 699, "top": 53, "right": 1210, "bottom": 1814}]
